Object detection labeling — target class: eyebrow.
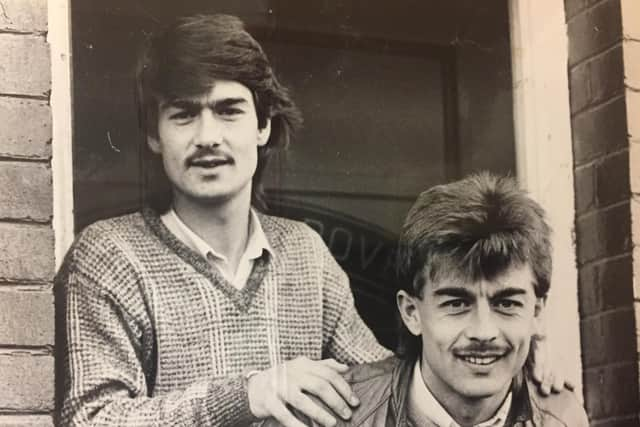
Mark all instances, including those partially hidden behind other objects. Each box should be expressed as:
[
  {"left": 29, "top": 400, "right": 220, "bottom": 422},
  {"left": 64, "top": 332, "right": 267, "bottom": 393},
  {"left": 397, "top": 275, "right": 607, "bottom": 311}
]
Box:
[
  {"left": 432, "top": 286, "right": 528, "bottom": 299},
  {"left": 161, "top": 97, "right": 249, "bottom": 111},
  {"left": 433, "top": 287, "right": 474, "bottom": 299},
  {"left": 489, "top": 288, "right": 528, "bottom": 299}
]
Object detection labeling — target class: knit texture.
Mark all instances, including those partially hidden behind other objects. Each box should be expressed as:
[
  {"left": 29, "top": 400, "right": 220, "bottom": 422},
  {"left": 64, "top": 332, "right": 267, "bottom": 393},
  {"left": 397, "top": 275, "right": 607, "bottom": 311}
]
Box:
[{"left": 56, "top": 209, "right": 391, "bottom": 426}]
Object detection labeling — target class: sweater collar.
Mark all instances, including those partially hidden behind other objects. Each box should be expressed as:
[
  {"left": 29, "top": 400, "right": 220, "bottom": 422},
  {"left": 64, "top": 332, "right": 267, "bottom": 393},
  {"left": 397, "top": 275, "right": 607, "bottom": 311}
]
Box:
[{"left": 142, "top": 207, "right": 271, "bottom": 313}]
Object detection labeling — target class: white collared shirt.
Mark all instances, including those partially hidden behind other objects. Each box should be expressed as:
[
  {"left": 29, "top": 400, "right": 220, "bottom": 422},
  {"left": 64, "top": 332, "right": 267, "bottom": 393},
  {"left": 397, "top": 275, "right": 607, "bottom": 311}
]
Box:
[
  {"left": 161, "top": 208, "right": 272, "bottom": 290},
  {"left": 408, "top": 360, "right": 512, "bottom": 427}
]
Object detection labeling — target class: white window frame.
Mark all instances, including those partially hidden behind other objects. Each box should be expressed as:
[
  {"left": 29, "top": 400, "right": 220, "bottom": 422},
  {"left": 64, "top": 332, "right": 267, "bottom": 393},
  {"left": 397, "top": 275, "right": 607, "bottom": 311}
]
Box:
[
  {"left": 49, "top": 0, "right": 75, "bottom": 268},
  {"left": 510, "top": 0, "right": 583, "bottom": 398}
]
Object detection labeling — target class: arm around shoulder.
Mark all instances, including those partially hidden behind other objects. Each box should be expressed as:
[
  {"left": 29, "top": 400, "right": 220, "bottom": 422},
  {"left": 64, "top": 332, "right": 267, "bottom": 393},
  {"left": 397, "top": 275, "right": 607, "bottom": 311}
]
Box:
[{"left": 531, "top": 385, "right": 590, "bottom": 427}]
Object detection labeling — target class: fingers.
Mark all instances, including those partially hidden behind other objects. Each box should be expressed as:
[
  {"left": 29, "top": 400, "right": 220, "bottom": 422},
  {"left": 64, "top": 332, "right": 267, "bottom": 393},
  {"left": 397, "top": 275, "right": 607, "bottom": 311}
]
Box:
[
  {"left": 286, "top": 391, "right": 337, "bottom": 427},
  {"left": 318, "top": 358, "right": 350, "bottom": 373},
  {"left": 563, "top": 379, "right": 575, "bottom": 391},
  {"left": 551, "top": 372, "right": 565, "bottom": 394},
  {"left": 300, "top": 374, "right": 352, "bottom": 420},
  {"left": 538, "top": 372, "right": 552, "bottom": 396},
  {"left": 531, "top": 361, "right": 545, "bottom": 386},
  {"left": 247, "top": 357, "right": 357, "bottom": 426},
  {"left": 311, "top": 362, "right": 359, "bottom": 406},
  {"left": 269, "top": 399, "right": 309, "bottom": 427}
]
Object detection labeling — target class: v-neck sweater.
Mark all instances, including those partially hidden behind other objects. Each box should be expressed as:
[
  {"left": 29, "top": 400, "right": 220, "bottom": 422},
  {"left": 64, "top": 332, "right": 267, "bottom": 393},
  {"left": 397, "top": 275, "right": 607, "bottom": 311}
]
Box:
[{"left": 56, "top": 209, "right": 390, "bottom": 426}]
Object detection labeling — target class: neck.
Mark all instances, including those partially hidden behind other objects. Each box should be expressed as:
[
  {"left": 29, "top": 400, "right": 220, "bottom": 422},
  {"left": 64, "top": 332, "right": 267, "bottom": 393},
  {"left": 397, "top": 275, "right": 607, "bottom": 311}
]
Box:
[
  {"left": 172, "top": 189, "right": 252, "bottom": 269},
  {"left": 420, "top": 359, "right": 510, "bottom": 427}
]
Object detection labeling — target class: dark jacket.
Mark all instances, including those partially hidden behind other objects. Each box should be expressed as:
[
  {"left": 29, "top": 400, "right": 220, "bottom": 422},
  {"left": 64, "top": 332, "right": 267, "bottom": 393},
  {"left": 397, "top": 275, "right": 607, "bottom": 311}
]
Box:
[{"left": 262, "top": 357, "right": 589, "bottom": 427}]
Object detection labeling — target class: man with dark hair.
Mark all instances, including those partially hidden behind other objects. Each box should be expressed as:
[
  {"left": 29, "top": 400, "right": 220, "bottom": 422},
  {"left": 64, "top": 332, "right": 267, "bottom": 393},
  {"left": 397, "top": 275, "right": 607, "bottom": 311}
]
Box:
[
  {"left": 56, "top": 14, "right": 390, "bottom": 426},
  {"left": 269, "top": 173, "right": 588, "bottom": 426}
]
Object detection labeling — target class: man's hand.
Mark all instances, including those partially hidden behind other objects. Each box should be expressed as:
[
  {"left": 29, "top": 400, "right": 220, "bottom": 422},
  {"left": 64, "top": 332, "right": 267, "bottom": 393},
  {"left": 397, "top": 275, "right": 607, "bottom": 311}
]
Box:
[
  {"left": 529, "top": 335, "right": 575, "bottom": 396},
  {"left": 247, "top": 357, "right": 359, "bottom": 427}
]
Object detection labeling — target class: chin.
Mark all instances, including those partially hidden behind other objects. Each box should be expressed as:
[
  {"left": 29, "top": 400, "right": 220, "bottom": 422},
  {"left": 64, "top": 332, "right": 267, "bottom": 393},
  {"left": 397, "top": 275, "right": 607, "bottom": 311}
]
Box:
[{"left": 454, "top": 378, "right": 511, "bottom": 400}]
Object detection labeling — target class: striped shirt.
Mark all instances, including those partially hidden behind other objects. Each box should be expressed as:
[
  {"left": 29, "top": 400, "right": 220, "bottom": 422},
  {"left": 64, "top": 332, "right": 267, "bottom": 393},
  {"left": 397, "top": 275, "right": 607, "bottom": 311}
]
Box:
[{"left": 56, "top": 208, "right": 391, "bottom": 426}]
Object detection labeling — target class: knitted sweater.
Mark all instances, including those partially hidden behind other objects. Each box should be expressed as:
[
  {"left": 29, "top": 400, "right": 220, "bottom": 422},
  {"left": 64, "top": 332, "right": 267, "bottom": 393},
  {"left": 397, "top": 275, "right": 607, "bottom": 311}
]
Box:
[{"left": 56, "top": 209, "right": 391, "bottom": 426}]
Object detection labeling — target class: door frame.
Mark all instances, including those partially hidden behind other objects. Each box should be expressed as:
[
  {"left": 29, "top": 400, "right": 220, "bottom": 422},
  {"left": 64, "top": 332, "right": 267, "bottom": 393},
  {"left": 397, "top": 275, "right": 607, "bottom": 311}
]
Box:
[{"left": 510, "top": 0, "right": 583, "bottom": 397}]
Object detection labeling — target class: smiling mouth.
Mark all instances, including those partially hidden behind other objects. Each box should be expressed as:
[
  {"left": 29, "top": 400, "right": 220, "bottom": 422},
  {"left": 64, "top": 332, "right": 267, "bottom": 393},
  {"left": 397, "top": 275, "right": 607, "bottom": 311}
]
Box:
[
  {"left": 189, "top": 157, "right": 232, "bottom": 168},
  {"left": 458, "top": 355, "right": 503, "bottom": 366}
]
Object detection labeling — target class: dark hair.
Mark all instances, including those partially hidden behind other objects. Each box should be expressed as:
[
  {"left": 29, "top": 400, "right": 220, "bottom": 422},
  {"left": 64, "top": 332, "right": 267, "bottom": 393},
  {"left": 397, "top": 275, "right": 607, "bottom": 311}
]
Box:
[
  {"left": 135, "top": 14, "right": 302, "bottom": 209},
  {"left": 395, "top": 172, "right": 552, "bottom": 359}
]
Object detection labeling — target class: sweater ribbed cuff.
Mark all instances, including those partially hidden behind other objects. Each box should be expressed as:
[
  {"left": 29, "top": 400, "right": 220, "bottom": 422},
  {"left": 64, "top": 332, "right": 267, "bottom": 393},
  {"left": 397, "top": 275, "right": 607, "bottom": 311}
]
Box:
[{"left": 205, "top": 374, "right": 259, "bottom": 426}]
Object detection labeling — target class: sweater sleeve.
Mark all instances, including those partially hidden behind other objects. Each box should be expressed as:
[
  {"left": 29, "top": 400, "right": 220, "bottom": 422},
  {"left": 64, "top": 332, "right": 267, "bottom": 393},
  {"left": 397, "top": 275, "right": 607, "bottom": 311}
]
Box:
[
  {"left": 315, "top": 230, "right": 392, "bottom": 364},
  {"left": 56, "top": 229, "right": 256, "bottom": 426}
]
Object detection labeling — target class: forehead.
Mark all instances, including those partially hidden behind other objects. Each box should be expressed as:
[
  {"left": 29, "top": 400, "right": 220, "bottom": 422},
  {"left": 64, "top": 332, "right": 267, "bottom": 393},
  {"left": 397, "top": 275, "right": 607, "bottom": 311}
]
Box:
[
  {"left": 160, "top": 79, "right": 254, "bottom": 108},
  {"left": 426, "top": 263, "right": 536, "bottom": 295}
]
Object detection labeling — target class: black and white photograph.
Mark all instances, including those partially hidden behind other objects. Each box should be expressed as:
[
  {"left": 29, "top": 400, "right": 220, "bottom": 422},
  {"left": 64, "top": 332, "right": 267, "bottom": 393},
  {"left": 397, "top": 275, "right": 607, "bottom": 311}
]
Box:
[{"left": 0, "top": 0, "right": 638, "bottom": 425}]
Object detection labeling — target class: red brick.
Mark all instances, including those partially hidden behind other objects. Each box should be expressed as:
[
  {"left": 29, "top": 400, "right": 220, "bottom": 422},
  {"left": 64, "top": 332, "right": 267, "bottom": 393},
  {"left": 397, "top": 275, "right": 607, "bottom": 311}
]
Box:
[
  {"left": 580, "top": 309, "right": 636, "bottom": 367},
  {"left": 574, "top": 164, "right": 596, "bottom": 214},
  {"left": 568, "top": 0, "right": 623, "bottom": 66},
  {"left": 0, "top": 97, "right": 51, "bottom": 159},
  {"left": 0, "top": 289, "right": 53, "bottom": 346},
  {"left": 0, "top": 415, "right": 53, "bottom": 427},
  {"left": 569, "top": 44, "right": 624, "bottom": 112},
  {"left": 0, "top": 0, "right": 47, "bottom": 33},
  {"left": 576, "top": 202, "right": 632, "bottom": 264},
  {"left": 572, "top": 97, "right": 628, "bottom": 165},
  {"left": 0, "top": 352, "right": 53, "bottom": 411},
  {"left": 0, "top": 223, "right": 54, "bottom": 282},
  {"left": 0, "top": 34, "right": 50, "bottom": 96},
  {"left": 578, "top": 256, "right": 634, "bottom": 316},
  {"left": 595, "top": 150, "right": 630, "bottom": 207},
  {"left": 583, "top": 363, "right": 639, "bottom": 421},
  {"left": 0, "top": 162, "right": 52, "bottom": 221}
]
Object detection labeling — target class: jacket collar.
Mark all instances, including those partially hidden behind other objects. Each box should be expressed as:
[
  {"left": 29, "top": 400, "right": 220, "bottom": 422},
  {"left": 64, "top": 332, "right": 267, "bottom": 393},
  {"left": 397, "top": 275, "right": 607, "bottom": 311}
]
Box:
[{"left": 388, "top": 358, "right": 535, "bottom": 427}]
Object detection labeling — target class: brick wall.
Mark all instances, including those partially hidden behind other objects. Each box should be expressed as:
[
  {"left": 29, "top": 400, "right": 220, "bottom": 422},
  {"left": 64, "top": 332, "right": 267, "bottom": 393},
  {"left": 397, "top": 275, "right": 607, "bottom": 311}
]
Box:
[
  {"left": 566, "top": 0, "right": 640, "bottom": 425},
  {"left": 0, "top": 0, "right": 55, "bottom": 426}
]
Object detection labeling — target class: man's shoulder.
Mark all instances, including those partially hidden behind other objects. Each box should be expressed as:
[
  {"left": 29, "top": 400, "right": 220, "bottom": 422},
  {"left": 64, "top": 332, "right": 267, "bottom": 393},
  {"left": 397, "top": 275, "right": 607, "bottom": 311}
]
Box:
[
  {"left": 313, "top": 357, "right": 398, "bottom": 427},
  {"left": 55, "top": 211, "right": 150, "bottom": 284},
  {"left": 344, "top": 356, "right": 397, "bottom": 386},
  {"left": 526, "top": 380, "right": 589, "bottom": 426},
  {"left": 259, "top": 358, "right": 398, "bottom": 427},
  {"left": 75, "top": 211, "right": 148, "bottom": 244},
  {"left": 257, "top": 212, "right": 324, "bottom": 247}
]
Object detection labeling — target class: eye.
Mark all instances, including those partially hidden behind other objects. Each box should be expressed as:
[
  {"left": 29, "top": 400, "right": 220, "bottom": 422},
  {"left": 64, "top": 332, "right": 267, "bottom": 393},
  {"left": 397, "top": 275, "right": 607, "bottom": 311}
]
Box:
[
  {"left": 217, "top": 106, "right": 245, "bottom": 118},
  {"left": 493, "top": 299, "right": 523, "bottom": 313},
  {"left": 440, "top": 299, "right": 471, "bottom": 314},
  {"left": 169, "top": 108, "right": 198, "bottom": 124}
]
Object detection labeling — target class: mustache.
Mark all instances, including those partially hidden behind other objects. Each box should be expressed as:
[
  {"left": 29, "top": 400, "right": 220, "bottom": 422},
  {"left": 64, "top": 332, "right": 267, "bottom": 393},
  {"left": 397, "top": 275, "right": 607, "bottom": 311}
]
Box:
[
  {"left": 453, "top": 343, "right": 511, "bottom": 356},
  {"left": 185, "top": 147, "right": 232, "bottom": 165}
]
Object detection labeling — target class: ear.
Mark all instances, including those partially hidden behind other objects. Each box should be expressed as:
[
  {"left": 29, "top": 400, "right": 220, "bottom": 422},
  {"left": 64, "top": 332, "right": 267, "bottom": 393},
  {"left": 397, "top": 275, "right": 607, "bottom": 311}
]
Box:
[
  {"left": 533, "top": 296, "right": 547, "bottom": 339},
  {"left": 397, "top": 290, "right": 423, "bottom": 337},
  {"left": 147, "top": 135, "right": 162, "bottom": 154},
  {"left": 257, "top": 118, "right": 271, "bottom": 147}
]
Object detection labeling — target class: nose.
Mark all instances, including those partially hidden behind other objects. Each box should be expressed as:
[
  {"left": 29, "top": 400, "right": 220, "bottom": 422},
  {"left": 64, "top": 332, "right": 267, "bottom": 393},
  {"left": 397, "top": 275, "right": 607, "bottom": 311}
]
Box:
[
  {"left": 465, "top": 301, "right": 499, "bottom": 343},
  {"left": 195, "top": 109, "right": 222, "bottom": 148}
]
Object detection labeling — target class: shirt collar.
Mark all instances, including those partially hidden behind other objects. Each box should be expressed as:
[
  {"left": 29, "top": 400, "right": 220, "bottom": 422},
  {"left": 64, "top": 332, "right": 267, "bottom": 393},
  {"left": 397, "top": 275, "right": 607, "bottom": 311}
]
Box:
[
  {"left": 409, "top": 360, "right": 512, "bottom": 427},
  {"left": 161, "top": 208, "right": 272, "bottom": 262}
]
